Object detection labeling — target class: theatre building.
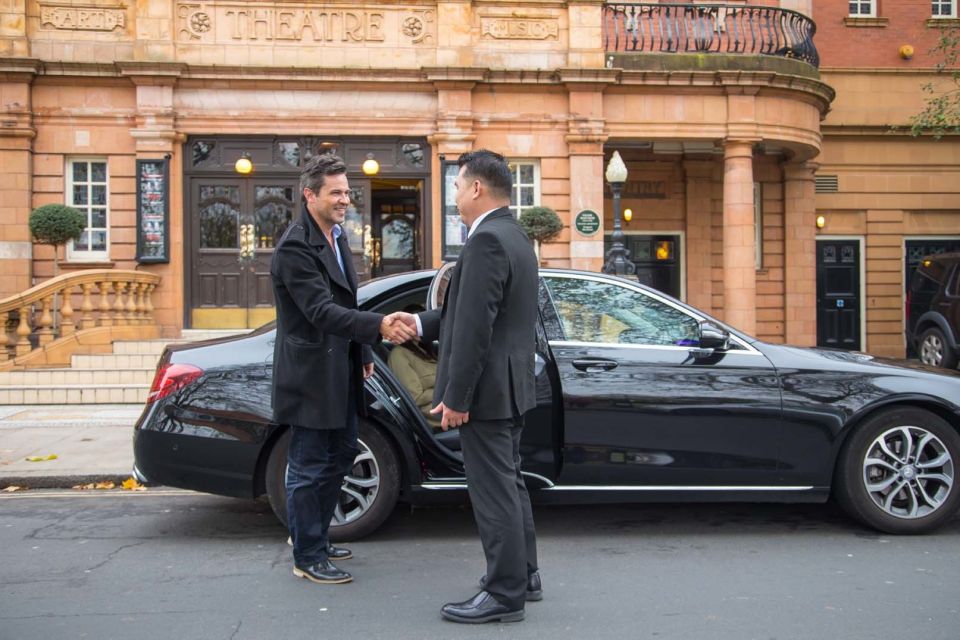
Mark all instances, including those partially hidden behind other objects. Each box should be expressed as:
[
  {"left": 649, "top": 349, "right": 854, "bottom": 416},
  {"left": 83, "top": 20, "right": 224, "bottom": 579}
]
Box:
[{"left": 1, "top": 0, "right": 958, "bottom": 367}]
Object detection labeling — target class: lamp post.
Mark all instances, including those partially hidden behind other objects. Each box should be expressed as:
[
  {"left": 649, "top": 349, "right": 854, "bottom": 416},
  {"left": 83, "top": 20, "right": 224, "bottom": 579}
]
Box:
[{"left": 603, "top": 151, "right": 636, "bottom": 277}]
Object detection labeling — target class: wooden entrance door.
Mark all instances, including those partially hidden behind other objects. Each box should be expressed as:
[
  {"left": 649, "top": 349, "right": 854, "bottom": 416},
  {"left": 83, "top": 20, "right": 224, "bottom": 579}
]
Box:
[
  {"left": 816, "top": 238, "right": 861, "bottom": 350},
  {"left": 190, "top": 178, "right": 298, "bottom": 328}
]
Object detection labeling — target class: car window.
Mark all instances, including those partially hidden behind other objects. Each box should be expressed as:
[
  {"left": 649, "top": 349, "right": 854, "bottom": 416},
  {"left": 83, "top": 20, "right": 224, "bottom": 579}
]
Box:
[
  {"left": 542, "top": 276, "right": 700, "bottom": 346},
  {"left": 912, "top": 261, "right": 946, "bottom": 295}
]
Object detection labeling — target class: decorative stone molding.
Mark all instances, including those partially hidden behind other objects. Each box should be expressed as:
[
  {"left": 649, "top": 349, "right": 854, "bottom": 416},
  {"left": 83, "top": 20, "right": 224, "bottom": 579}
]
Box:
[
  {"left": 175, "top": 2, "right": 435, "bottom": 46},
  {"left": 480, "top": 15, "right": 559, "bottom": 41},
  {"left": 39, "top": 3, "right": 126, "bottom": 32}
]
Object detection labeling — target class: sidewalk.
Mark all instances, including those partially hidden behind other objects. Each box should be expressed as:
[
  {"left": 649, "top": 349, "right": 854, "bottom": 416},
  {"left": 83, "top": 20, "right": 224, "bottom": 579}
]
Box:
[{"left": 0, "top": 404, "right": 142, "bottom": 488}]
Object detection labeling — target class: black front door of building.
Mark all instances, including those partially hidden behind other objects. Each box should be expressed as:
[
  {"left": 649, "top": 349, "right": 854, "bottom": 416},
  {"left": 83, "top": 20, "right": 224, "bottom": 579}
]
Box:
[
  {"left": 816, "top": 239, "right": 861, "bottom": 350},
  {"left": 370, "top": 182, "right": 422, "bottom": 277}
]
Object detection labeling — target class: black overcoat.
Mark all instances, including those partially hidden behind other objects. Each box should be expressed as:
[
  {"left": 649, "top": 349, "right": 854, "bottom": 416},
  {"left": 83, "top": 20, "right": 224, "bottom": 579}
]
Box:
[
  {"left": 420, "top": 207, "right": 539, "bottom": 420},
  {"left": 270, "top": 208, "right": 383, "bottom": 429}
]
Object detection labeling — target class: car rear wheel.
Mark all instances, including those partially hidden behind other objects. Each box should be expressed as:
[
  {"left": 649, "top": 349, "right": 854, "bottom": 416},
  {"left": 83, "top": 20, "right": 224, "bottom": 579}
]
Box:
[
  {"left": 265, "top": 421, "right": 402, "bottom": 541},
  {"left": 834, "top": 407, "right": 960, "bottom": 534},
  {"left": 919, "top": 327, "right": 958, "bottom": 369}
]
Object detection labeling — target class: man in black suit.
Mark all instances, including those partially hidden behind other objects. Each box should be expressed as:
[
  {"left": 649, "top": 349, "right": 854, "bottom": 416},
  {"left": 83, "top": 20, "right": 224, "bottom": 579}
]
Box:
[
  {"left": 399, "top": 149, "right": 541, "bottom": 623},
  {"left": 271, "top": 153, "right": 414, "bottom": 585}
]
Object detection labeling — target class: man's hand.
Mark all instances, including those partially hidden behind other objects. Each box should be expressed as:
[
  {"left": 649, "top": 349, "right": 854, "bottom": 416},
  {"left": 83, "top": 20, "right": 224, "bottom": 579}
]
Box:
[
  {"left": 430, "top": 402, "right": 469, "bottom": 431},
  {"left": 363, "top": 362, "right": 374, "bottom": 379},
  {"left": 380, "top": 312, "right": 417, "bottom": 343}
]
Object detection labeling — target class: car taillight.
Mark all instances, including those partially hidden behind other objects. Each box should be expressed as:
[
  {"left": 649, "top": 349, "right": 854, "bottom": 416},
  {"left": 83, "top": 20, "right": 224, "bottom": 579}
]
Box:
[{"left": 147, "top": 363, "right": 204, "bottom": 404}]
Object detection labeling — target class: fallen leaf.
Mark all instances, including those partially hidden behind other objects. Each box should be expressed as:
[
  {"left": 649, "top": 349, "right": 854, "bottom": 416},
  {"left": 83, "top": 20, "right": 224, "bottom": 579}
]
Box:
[
  {"left": 73, "top": 483, "right": 96, "bottom": 490},
  {"left": 94, "top": 481, "right": 115, "bottom": 490},
  {"left": 25, "top": 454, "right": 58, "bottom": 462},
  {"left": 2, "top": 486, "right": 22, "bottom": 493},
  {"left": 121, "top": 477, "right": 146, "bottom": 491}
]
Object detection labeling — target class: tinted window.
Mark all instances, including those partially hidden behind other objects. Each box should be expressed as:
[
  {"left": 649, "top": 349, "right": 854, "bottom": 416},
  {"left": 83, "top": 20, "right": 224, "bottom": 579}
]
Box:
[
  {"left": 912, "top": 261, "right": 947, "bottom": 296},
  {"left": 543, "top": 276, "right": 699, "bottom": 346}
]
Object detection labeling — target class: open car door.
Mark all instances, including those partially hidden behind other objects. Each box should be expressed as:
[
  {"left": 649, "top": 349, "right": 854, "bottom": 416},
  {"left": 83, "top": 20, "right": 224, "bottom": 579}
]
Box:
[{"left": 423, "top": 264, "right": 562, "bottom": 489}]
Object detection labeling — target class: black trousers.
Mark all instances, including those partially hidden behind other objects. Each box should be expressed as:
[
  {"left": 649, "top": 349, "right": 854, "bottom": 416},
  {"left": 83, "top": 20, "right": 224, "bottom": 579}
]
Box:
[
  {"left": 285, "top": 386, "right": 359, "bottom": 567},
  {"left": 459, "top": 416, "right": 539, "bottom": 610}
]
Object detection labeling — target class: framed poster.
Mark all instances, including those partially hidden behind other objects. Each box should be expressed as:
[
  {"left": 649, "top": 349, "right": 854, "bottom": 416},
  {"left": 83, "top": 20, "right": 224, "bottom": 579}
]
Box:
[
  {"left": 136, "top": 158, "right": 170, "bottom": 263},
  {"left": 440, "top": 159, "right": 467, "bottom": 260}
]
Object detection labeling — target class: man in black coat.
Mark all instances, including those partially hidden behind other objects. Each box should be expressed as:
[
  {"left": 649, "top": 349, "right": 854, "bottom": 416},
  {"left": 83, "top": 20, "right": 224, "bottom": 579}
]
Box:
[
  {"left": 400, "top": 149, "right": 541, "bottom": 623},
  {"left": 271, "top": 153, "right": 414, "bottom": 585}
]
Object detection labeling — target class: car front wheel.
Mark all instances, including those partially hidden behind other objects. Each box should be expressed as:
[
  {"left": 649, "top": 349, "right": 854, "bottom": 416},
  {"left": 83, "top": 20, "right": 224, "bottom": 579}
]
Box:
[
  {"left": 265, "top": 421, "right": 402, "bottom": 541},
  {"left": 919, "top": 327, "right": 958, "bottom": 369},
  {"left": 834, "top": 407, "right": 960, "bottom": 534}
]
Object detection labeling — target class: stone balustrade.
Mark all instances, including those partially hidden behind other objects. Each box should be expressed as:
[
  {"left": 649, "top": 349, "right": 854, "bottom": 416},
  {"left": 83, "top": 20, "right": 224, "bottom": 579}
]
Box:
[{"left": 0, "top": 270, "right": 162, "bottom": 368}]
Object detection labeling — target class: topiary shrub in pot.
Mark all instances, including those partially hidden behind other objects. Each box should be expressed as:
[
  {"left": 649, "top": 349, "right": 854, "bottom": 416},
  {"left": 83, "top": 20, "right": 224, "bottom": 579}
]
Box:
[
  {"left": 29, "top": 204, "right": 86, "bottom": 275},
  {"left": 518, "top": 206, "right": 563, "bottom": 265}
]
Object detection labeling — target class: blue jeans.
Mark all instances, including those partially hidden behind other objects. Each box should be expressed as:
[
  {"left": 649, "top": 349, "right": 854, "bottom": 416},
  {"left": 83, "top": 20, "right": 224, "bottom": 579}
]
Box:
[{"left": 285, "top": 396, "right": 359, "bottom": 567}]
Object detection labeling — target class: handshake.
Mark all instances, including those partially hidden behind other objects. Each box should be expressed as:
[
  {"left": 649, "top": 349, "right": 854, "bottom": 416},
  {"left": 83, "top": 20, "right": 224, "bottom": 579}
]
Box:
[{"left": 379, "top": 311, "right": 419, "bottom": 344}]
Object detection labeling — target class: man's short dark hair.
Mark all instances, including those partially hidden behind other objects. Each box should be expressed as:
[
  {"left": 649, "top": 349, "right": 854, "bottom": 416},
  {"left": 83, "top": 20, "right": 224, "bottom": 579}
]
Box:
[
  {"left": 300, "top": 153, "right": 347, "bottom": 193},
  {"left": 458, "top": 149, "right": 513, "bottom": 201}
]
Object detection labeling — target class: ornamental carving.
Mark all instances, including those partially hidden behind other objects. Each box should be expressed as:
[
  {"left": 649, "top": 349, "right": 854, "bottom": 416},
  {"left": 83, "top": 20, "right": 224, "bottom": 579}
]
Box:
[
  {"left": 480, "top": 17, "right": 559, "bottom": 41},
  {"left": 176, "top": 2, "right": 434, "bottom": 45},
  {"left": 40, "top": 4, "right": 126, "bottom": 31}
]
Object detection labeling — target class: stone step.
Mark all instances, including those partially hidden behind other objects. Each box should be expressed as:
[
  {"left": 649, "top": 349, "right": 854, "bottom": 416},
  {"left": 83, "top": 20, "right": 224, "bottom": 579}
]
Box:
[
  {"left": 110, "top": 340, "right": 171, "bottom": 356},
  {"left": 70, "top": 353, "right": 163, "bottom": 370},
  {"left": 0, "top": 385, "right": 148, "bottom": 405},
  {"left": 0, "top": 368, "right": 154, "bottom": 386}
]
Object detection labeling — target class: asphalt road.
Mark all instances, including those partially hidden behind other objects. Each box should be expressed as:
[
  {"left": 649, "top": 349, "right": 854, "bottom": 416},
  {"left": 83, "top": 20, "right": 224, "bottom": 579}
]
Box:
[{"left": 2, "top": 490, "right": 959, "bottom": 640}]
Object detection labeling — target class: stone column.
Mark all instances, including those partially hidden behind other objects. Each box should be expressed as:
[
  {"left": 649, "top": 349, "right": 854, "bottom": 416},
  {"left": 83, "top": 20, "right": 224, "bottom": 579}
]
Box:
[
  {"left": 783, "top": 161, "right": 818, "bottom": 346},
  {"left": 722, "top": 139, "right": 757, "bottom": 335},
  {"left": 684, "top": 160, "right": 715, "bottom": 312},
  {"left": 0, "top": 63, "right": 38, "bottom": 298},
  {"left": 119, "top": 64, "right": 185, "bottom": 337},
  {"left": 563, "top": 71, "right": 615, "bottom": 272}
]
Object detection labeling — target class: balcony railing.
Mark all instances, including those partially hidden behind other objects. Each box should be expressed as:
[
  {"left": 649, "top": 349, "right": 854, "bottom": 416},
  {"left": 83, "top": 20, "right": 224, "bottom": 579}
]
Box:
[{"left": 603, "top": 3, "right": 820, "bottom": 68}]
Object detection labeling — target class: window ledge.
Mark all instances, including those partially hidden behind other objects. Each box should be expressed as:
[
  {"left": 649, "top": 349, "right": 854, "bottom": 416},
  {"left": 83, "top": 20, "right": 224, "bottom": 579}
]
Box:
[
  {"left": 927, "top": 18, "right": 960, "bottom": 27},
  {"left": 63, "top": 260, "right": 116, "bottom": 269},
  {"left": 844, "top": 17, "right": 889, "bottom": 27}
]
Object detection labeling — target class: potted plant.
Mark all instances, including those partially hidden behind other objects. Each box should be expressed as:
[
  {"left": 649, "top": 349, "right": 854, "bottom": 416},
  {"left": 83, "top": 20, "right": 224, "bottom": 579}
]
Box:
[
  {"left": 518, "top": 206, "right": 563, "bottom": 264},
  {"left": 29, "top": 204, "right": 86, "bottom": 276}
]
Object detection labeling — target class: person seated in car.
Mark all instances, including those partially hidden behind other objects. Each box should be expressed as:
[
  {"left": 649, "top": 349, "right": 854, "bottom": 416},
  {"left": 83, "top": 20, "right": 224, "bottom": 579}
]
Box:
[{"left": 387, "top": 337, "right": 440, "bottom": 426}]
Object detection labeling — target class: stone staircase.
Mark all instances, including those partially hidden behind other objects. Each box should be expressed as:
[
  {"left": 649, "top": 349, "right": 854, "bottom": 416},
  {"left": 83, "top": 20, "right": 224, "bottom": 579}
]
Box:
[{"left": 0, "top": 330, "right": 244, "bottom": 405}]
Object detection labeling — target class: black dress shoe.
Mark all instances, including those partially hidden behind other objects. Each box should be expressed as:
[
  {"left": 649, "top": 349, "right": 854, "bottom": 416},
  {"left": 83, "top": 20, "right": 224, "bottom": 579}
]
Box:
[
  {"left": 441, "top": 591, "right": 524, "bottom": 624},
  {"left": 326, "top": 545, "right": 352, "bottom": 561},
  {"left": 293, "top": 559, "right": 352, "bottom": 584},
  {"left": 286, "top": 537, "right": 352, "bottom": 561},
  {"left": 479, "top": 571, "right": 543, "bottom": 602}
]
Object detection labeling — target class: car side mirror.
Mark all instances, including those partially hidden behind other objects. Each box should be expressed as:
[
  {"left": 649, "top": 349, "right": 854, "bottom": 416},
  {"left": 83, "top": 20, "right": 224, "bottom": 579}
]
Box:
[{"left": 698, "top": 321, "right": 730, "bottom": 351}]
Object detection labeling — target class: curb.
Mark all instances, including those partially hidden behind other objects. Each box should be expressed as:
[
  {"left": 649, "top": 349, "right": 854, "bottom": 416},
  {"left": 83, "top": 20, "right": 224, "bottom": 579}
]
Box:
[{"left": 0, "top": 472, "right": 134, "bottom": 489}]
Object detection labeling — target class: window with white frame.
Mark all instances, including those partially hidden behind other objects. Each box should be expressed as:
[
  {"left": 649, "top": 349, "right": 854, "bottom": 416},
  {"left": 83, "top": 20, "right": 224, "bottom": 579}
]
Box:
[
  {"left": 507, "top": 161, "right": 540, "bottom": 218},
  {"left": 932, "top": 0, "right": 956, "bottom": 17},
  {"left": 66, "top": 159, "right": 109, "bottom": 261},
  {"left": 849, "top": 0, "right": 876, "bottom": 17}
]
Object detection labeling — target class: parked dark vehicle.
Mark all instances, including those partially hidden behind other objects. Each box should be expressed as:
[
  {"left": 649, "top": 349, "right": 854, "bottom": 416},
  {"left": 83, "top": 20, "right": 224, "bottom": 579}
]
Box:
[
  {"left": 906, "top": 252, "right": 960, "bottom": 370},
  {"left": 134, "top": 268, "right": 960, "bottom": 538}
]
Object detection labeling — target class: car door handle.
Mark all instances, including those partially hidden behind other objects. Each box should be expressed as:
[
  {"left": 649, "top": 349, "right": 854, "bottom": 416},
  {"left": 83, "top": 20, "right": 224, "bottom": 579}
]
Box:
[{"left": 572, "top": 358, "right": 618, "bottom": 372}]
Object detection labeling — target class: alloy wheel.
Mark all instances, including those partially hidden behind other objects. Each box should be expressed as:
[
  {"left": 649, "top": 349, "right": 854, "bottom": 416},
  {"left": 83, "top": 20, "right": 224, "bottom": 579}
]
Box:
[
  {"left": 862, "top": 426, "right": 954, "bottom": 519},
  {"left": 333, "top": 439, "right": 381, "bottom": 525},
  {"left": 920, "top": 333, "right": 944, "bottom": 366}
]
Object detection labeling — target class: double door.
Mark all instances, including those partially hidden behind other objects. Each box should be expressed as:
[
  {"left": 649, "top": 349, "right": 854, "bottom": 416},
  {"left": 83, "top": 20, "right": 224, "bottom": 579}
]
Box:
[{"left": 190, "top": 178, "right": 300, "bottom": 328}]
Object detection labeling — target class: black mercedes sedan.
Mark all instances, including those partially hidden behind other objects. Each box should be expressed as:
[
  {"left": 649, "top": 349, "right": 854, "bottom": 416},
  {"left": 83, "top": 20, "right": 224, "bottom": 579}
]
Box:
[{"left": 134, "top": 267, "right": 960, "bottom": 539}]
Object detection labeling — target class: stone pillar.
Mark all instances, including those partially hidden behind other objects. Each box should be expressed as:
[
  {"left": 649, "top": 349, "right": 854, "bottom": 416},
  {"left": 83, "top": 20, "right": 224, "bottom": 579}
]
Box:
[
  {"left": 563, "top": 72, "right": 614, "bottom": 272},
  {"left": 722, "top": 139, "right": 757, "bottom": 335},
  {"left": 426, "top": 71, "right": 480, "bottom": 267},
  {"left": 783, "top": 161, "right": 818, "bottom": 346},
  {"left": 684, "top": 160, "right": 715, "bottom": 311},
  {"left": 567, "top": 0, "right": 606, "bottom": 69},
  {"left": 0, "top": 63, "right": 38, "bottom": 298},
  {"left": 120, "top": 64, "right": 185, "bottom": 337}
]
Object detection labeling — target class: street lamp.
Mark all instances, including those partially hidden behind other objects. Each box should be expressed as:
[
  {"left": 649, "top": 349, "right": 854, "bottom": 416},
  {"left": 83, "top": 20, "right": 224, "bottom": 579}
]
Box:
[{"left": 603, "top": 151, "right": 636, "bottom": 277}]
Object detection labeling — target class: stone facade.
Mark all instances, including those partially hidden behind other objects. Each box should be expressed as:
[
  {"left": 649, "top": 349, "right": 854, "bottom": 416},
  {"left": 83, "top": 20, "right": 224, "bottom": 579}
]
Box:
[{"left": 1, "top": 0, "right": 957, "bottom": 358}]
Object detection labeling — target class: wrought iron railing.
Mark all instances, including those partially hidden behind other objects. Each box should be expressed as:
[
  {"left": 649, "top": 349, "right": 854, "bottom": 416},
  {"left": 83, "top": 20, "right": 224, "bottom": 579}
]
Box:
[{"left": 603, "top": 3, "right": 820, "bottom": 67}]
